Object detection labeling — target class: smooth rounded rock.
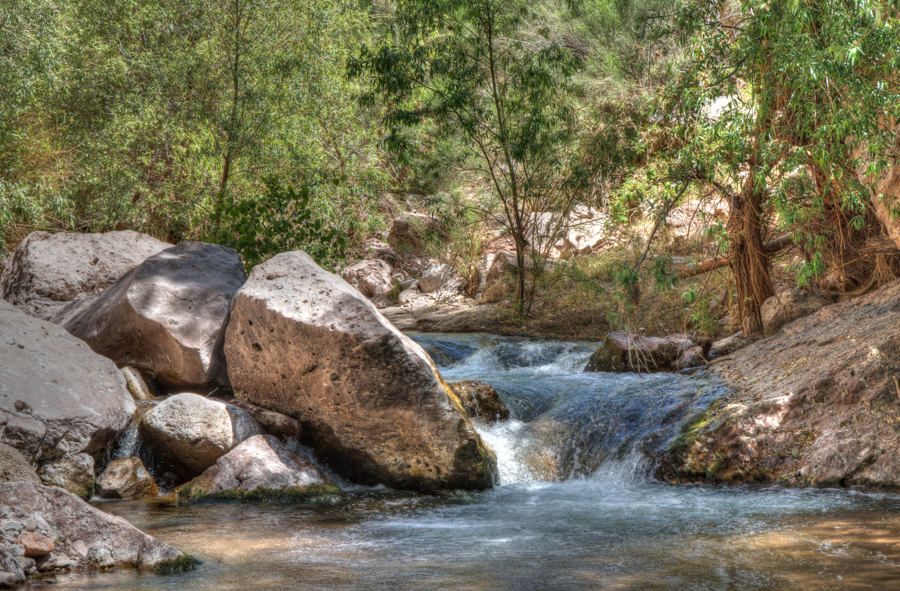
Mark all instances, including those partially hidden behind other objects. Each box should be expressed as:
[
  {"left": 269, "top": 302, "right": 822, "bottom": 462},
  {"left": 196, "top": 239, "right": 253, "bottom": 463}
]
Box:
[
  {"left": 225, "top": 251, "right": 496, "bottom": 492},
  {"left": 139, "top": 394, "right": 263, "bottom": 479}
]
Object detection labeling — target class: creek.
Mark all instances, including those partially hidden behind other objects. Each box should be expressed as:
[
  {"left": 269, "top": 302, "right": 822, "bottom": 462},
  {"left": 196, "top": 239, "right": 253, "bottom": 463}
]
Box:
[{"left": 52, "top": 334, "right": 900, "bottom": 590}]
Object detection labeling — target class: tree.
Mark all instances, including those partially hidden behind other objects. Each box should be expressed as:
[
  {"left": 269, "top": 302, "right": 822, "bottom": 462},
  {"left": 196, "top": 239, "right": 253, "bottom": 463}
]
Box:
[
  {"left": 349, "top": 0, "right": 581, "bottom": 315},
  {"left": 668, "top": 0, "right": 900, "bottom": 334}
]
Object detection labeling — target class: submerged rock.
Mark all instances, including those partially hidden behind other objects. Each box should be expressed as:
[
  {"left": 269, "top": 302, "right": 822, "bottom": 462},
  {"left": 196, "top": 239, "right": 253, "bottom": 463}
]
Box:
[
  {"left": 58, "top": 241, "right": 247, "bottom": 390},
  {"left": 0, "top": 482, "right": 193, "bottom": 572},
  {"left": 584, "top": 332, "right": 709, "bottom": 373},
  {"left": 178, "top": 435, "right": 341, "bottom": 504},
  {"left": 0, "top": 299, "right": 135, "bottom": 465},
  {"left": 139, "top": 394, "right": 262, "bottom": 480},
  {"left": 96, "top": 457, "right": 158, "bottom": 500},
  {"left": 225, "top": 251, "right": 497, "bottom": 492},
  {"left": 663, "top": 278, "right": 900, "bottom": 488},
  {"left": 0, "top": 231, "right": 168, "bottom": 321},
  {"left": 760, "top": 288, "right": 828, "bottom": 336},
  {"left": 448, "top": 381, "right": 510, "bottom": 424}
]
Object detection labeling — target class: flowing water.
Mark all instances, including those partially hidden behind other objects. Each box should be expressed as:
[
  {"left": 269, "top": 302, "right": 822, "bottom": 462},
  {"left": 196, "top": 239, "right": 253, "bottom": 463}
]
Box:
[{"left": 50, "top": 334, "right": 900, "bottom": 590}]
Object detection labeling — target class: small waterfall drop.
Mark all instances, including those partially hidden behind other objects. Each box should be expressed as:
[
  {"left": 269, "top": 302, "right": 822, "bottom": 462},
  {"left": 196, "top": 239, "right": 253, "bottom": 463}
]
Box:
[{"left": 412, "top": 333, "right": 725, "bottom": 485}]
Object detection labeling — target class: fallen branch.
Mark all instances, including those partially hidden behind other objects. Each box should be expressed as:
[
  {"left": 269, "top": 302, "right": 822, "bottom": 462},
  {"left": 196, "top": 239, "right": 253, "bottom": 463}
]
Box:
[{"left": 677, "top": 233, "right": 794, "bottom": 278}]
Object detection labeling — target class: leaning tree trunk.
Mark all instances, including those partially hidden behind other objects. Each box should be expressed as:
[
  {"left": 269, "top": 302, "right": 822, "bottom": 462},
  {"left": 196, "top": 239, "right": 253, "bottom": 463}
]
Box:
[
  {"left": 513, "top": 235, "right": 527, "bottom": 317},
  {"left": 728, "top": 179, "right": 774, "bottom": 335}
]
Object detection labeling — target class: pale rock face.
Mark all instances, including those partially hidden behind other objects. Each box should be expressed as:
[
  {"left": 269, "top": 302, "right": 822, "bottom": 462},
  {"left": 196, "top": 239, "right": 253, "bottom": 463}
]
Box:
[
  {"left": 36, "top": 453, "right": 94, "bottom": 499},
  {"left": 341, "top": 259, "right": 395, "bottom": 298},
  {"left": 0, "top": 299, "right": 135, "bottom": 463},
  {"left": 57, "top": 241, "right": 247, "bottom": 389},
  {"left": 178, "top": 434, "right": 341, "bottom": 503},
  {"left": 139, "top": 393, "right": 263, "bottom": 479},
  {"left": 418, "top": 263, "right": 453, "bottom": 293},
  {"left": 0, "top": 482, "right": 188, "bottom": 569},
  {"left": 225, "top": 251, "right": 497, "bottom": 492},
  {"left": 0, "top": 231, "right": 169, "bottom": 321}
]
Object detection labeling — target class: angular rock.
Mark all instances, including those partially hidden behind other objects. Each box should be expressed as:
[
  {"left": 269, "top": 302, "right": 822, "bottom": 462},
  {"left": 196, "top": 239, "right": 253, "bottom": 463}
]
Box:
[
  {"left": 760, "top": 288, "right": 828, "bottom": 336},
  {"left": 398, "top": 286, "right": 420, "bottom": 305},
  {"left": 0, "top": 299, "right": 135, "bottom": 463},
  {"left": 674, "top": 346, "right": 706, "bottom": 371},
  {"left": 418, "top": 263, "right": 452, "bottom": 294},
  {"left": 121, "top": 366, "right": 153, "bottom": 401},
  {"left": 709, "top": 331, "right": 757, "bottom": 358},
  {"left": 139, "top": 394, "right": 262, "bottom": 479},
  {"left": 0, "top": 444, "right": 39, "bottom": 485},
  {"left": 37, "top": 453, "right": 94, "bottom": 499},
  {"left": 370, "top": 293, "right": 393, "bottom": 309},
  {"left": 178, "top": 434, "right": 342, "bottom": 503},
  {"left": 448, "top": 381, "right": 509, "bottom": 424},
  {"left": 226, "top": 400, "right": 301, "bottom": 440},
  {"left": 341, "top": 259, "right": 395, "bottom": 298},
  {"left": 16, "top": 532, "right": 53, "bottom": 557},
  {"left": 0, "top": 482, "right": 193, "bottom": 571},
  {"left": 0, "top": 549, "right": 24, "bottom": 587},
  {"left": 225, "top": 251, "right": 497, "bottom": 491},
  {"left": 57, "top": 241, "right": 246, "bottom": 390},
  {"left": 96, "top": 457, "right": 159, "bottom": 500},
  {"left": 0, "top": 231, "right": 168, "bottom": 321},
  {"left": 584, "top": 332, "right": 708, "bottom": 373}
]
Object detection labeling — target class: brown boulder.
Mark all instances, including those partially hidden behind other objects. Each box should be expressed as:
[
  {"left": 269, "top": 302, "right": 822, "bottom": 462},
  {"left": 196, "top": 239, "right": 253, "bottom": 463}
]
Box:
[
  {"left": 584, "top": 332, "right": 707, "bottom": 373},
  {"left": 96, "top": 457, "right": 158, "bottom": 500},
  {"left": 16, "top": 532, "right": 53, "bottom": 557},
  {"left": 177, "top": 434, "right": 341, "bottom": 503},
  {"left": 448, "top": 381, "right": 510, "bottom": 424},
  {"left": 58, "top": 241, "right": 247, "bottom": 389},
  {"left": 0, "top": 231, "right": 168, "bottom": 321},
  {"left": 225, "top": 251, "right": 497, "bottom": 492}
]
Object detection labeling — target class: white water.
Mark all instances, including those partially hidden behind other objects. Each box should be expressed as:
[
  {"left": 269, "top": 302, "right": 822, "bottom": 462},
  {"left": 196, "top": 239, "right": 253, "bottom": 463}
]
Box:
[{"left": 51, "top": 333, "right": 900, "bottom": 590}]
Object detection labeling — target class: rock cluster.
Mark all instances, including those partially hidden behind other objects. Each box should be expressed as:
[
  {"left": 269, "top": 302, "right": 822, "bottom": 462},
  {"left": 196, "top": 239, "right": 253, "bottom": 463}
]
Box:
[
  {"left": 0, "top": 482, "right": 192, "bottom": 584},
  {"left": 225, "top": 251, "right": 496, "bottom": 491}
]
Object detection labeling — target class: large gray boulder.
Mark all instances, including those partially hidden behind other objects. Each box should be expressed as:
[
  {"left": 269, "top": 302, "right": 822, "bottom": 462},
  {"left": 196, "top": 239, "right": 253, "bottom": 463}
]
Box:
[
  {"left": 0, "top": 482, "right": 193, "bottom": 572},
  {"left": 0, "top": 231, "right": 168, "bottom": 321},
  {"left": 139, "top": 393, "right": 263, "bottom": 479},
  {"left": 0, "top": 299, "right": 135, "bottom": 465},
  {"left": 760, "top": 288, "right": 828, "bottom": 336},
  {"left": 177, "top": 434, "right": 341, "bottom": 503},
  {"left": 58, "top": 241, "right": 247, "bottom": 390},
  {"left": 225, "top": 251, "right": 497, "bottom": 492}
]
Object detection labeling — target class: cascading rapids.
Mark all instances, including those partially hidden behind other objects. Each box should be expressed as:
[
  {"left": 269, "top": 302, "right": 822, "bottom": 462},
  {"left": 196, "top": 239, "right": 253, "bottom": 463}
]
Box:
[{"left": 411, "top": 332, "right": 726, "bottom": 486}]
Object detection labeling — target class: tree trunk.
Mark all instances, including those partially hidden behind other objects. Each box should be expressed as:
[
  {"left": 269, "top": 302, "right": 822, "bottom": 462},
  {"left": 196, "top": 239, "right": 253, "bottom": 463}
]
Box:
[
  {"left": 728, "top": 180, "right": 774, "bottom": 335},
  {"left": 514, "top": 235, "right": 526, "bottom": 317}
]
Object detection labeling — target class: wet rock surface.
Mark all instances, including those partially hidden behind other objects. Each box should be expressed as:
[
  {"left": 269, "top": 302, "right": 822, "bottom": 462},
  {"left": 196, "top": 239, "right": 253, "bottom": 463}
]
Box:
[
  {"left": 448, "top": 381, "right": 510, "bottom": 424},
  {"left": 663, "top": 278, "right": 900, "bottom": 488},
  {"left": 58, "top": 241, "right": 246, "bottom": 390},
  {"left": 139, "top": 393, "right": 262, "bottom": 480},
  {"left": 225, "top": 251, "right": 497, "bottom": 492},
  {"left": 178, "top": 435, "right": 341, "bottom": 503},
  {"left": 0, "top": 231, "right": 168, "bottom": 321},
  {"left": 0, "top": 299, "right": 135, "bottom": 465}
]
